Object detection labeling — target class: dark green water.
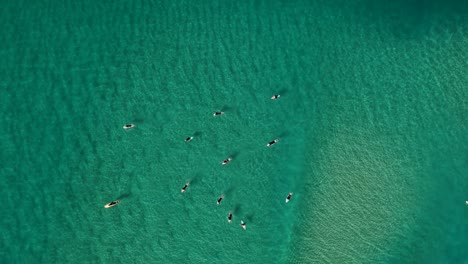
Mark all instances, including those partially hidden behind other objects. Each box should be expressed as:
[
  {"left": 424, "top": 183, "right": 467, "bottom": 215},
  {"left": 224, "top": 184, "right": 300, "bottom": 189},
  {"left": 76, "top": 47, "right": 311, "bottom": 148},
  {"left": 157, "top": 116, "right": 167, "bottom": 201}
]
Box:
[{"left": 0, "top": 0, "right": 467, "bottom": 263}]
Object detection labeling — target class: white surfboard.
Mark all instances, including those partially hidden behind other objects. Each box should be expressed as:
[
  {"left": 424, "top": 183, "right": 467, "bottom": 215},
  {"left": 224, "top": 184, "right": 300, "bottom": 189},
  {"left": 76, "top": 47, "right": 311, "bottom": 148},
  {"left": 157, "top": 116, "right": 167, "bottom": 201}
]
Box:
[
  {"left": 104, "top": 200, "right": 120, "bottom": 208},
  {"left": 123, "top": 124, "right": 135, "bottom": 130},
  {"left": 181, "top": 182, "right": 190, "bottom": 193},
  {"left": 240, "top": 221, "right": 246, "bottom": 230},
  {"left": 221, "top": 157, "right": 232, "bottom": 165},
  {"left": 267, "top": 139, "right": 279, "bottom": 147},
  {"left": 217, "top": 194, "right": 224, "bottom": 205}
]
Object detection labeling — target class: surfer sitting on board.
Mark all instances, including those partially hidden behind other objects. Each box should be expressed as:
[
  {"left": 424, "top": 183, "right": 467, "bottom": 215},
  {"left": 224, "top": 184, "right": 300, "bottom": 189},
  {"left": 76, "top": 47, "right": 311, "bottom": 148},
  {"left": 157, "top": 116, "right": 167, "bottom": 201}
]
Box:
[{"left": 221, "top": 157, "right": 232, "bottom": 165}]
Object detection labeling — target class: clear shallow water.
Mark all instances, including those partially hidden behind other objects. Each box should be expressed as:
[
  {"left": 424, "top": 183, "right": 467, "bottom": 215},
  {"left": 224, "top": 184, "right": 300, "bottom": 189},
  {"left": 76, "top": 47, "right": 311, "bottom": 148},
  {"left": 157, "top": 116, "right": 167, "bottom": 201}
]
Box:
[{"left": 0, "top": 0, "right": 467, "bottom": 263}]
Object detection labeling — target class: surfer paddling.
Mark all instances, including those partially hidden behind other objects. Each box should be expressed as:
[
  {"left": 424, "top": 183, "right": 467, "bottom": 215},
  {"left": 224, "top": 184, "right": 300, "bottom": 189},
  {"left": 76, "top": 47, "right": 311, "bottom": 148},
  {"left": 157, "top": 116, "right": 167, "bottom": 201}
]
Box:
[
  {"left": 123, "top": 124, "right": 135, "bottom": 130},
  {"left": 227, "top": 211, "right": 233, "bottom": 223},
  {"left": 217, "top": 194, "right": 224, "bottom": 205},
  {"left": 181, "top": 182, "right": 190, "bottom": 193},
  {"left": 221, "top": 157, "right": 232, "bottom": 165},
  {"left": 213, "top": 111, "right": 224, "bottom": 117},
  {"left": 285, "top": 192, "right": 293, "bottom": 203},
  {"left": 267, "top": 139, "right": 279, "bottom": 147},
  {"left": 104, "top": 200, "right": 120, "bottom": 208},
  {"left": 185, "top": 136, "right": 193, "bottom": 142},
  {"left": 240, "top": 221, "right": 246, "bottom": 230},
  {"left": 271, "top": 94, "right": 280, "bottom": 100}
]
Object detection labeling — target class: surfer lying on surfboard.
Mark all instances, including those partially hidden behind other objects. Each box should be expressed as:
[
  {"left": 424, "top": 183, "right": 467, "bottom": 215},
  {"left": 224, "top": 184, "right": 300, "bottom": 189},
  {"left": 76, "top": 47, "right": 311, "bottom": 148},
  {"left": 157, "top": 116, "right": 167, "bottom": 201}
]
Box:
[
  {"left": 123, "top": 124, "right": 135, "bottom": 130},
  {"left": 181, "top": 182, "right": 190, "bottom": 193},
  {"left": 104, "top": 200, "right": 120, "bottom": 208},
  {"left": 217, "top": 194, "right": 224, "bottom": 205},
  {"left": 267, "top": 139, "right": 279, "bottom": 147}
]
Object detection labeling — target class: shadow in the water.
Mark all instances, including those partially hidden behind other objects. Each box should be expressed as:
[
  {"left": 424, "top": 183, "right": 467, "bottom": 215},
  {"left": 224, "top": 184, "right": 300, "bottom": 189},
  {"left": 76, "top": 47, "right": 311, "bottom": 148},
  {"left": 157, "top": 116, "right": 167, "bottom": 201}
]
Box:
[
  {"left": 121, "top": 172, "right": 136, "bottom": 194},
  {"left": 229, "top": 150, "right": 240, "bottom": 159},
  {"left": 277, "top": 88, "right": 289, "bottom": 95},
  {"left": 193, "top": 131, "right": 202, "bottom": 137},
  {"left": 116, "top": 192, "right": 132, "bottom": 200},
  {"left": 234, "top": 204, "right": 242, "bottom": 215},
  {"left": 134, "top": 116, "right": 145, "bottom": 123},
  {"left": 190, "top": 173, "right": 203, "bottom": 185},
  {"left": 222, "top": 105, "right": 235, "bottom": 112},
  {"left": 279, "top": 131, "right": 290, "bottom": 138},
  {"left": 224, "top": 185, "right": 236, "bottom": 197},
  {"left": 245, "top": 213, "right": 255, "bottom": 223}
]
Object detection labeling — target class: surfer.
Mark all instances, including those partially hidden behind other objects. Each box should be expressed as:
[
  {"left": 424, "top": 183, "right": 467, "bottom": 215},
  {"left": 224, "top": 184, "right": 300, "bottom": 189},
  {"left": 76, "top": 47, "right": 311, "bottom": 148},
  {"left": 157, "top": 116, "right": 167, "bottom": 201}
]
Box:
[
  {"left": 271, "top": 94, "right": 280, "bottom": 100},
  {"left": 285, "top": 192, "right": 293, "bottom": 203},
  {"left": 240, "top": 221, "right": 246, "bottom": 230},
  {"left": 267, "top": 139, "right": 279, "bottom": 147},
  {"left": 213, "top": 111, "right": 225, "bottom": 117},
  {"left": 181, "top": 182, "right": 190, "bottom": 193},
  {"left": 104, "top": 200, "right": 120, "bottom": 208},
  {"left": 185, "top": 136, "right": 193, "bottom": 142},
  {"left": 217, "top": 194, "right": 224, "bottom": 205},
  {"left": 227, "top": 211, "right": 233, "bottom": 223},
  {"left": 221, "top": 157, "right": 232, "bottom": 165},
  {"left": 123, "top": 124, "right": 135, "bottom": 130}
]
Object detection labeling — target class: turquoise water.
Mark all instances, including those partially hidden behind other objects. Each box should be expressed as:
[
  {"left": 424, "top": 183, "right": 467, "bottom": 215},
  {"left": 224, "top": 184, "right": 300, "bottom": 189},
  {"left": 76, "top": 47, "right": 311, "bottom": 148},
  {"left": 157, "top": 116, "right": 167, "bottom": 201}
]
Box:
[{"left": 1, "top": 0, "right": 467, "bottom": 263}]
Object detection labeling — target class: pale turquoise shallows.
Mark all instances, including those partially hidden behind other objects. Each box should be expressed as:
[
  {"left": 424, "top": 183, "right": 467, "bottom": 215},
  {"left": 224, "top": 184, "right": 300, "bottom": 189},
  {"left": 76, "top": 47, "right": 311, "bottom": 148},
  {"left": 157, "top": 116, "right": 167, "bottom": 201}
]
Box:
[{"left": 0, "top": 0, "right": 467, "bottom": 263}]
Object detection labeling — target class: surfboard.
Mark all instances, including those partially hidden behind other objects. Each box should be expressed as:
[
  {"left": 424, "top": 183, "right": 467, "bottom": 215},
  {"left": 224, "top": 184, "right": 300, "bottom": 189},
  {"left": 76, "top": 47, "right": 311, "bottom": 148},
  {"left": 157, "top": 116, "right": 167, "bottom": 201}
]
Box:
[
  {"left": 123, "top": 124, "right": 135, "bottom": 130},
  {"left": 181, "top": 182, "right": 190, "bottom": 193},
  {"left": 104, "top": 200, "right": 120, "bottom": 208},
  {"left": 221, "top": 158, "right": 232, "bottom": 165},
  {"left": 267, "top": 139, "right": 279, "bottom": 147},
  {"left": 217, "top": 195, "right": 224, "bottom": 205},
  {"left": 240, "top": 221, "right": 246, "bottom": 230}
]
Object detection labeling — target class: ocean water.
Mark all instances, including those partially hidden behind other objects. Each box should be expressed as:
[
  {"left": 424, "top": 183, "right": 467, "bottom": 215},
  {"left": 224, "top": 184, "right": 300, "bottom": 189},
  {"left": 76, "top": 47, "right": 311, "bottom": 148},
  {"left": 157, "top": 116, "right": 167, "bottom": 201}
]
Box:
[{"left": 0, "top": 0, "right": 467, "bottom": 263}]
